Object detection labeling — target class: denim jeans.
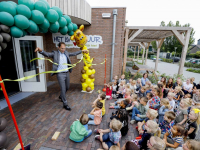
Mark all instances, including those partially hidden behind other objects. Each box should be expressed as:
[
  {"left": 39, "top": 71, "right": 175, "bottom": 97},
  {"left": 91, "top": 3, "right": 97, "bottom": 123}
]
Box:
[
  {"left": 131, "top": 107, "right": 144, "bottom": 121},
  {"left": 88, "top": 114, "right": 96, "bottom": 125}
]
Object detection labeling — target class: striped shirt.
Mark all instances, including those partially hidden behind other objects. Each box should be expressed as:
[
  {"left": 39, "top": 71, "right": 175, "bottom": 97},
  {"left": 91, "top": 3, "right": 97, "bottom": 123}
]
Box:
[{"left": 168, "top": 129, "right": 183, "bottom": 147}]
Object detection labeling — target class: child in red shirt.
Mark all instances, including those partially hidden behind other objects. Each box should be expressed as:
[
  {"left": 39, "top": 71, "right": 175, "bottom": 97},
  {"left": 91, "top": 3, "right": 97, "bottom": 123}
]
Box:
[{"left": 105, "top": 82, "right": 113, "bottom": 100}]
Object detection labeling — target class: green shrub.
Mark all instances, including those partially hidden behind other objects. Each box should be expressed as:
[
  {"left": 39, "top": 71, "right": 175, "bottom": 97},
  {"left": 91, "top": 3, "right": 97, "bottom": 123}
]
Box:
[
  {"left": 162, "top": 58, "right": 173, "bottom": 63},
  {"left": 186, "top": 68, "right": 200, "bottom": 74},
  {"left": 124, "top": 71, "right": 132, "bottom": 79},
  {"left": 184, "top": 62, "right": 200, "bottom": 68}
]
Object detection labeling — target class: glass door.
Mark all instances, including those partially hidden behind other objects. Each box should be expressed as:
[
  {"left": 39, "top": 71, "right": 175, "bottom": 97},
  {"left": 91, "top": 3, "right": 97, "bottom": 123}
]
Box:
[{"left": 14, "top": 36, "right": 46, "bottom": 92}]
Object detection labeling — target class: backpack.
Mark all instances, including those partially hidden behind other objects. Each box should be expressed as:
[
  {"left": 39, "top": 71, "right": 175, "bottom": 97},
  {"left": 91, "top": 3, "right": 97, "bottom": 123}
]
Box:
[{"left": 110, "top": 109, "right": 129, "bottom": 136}]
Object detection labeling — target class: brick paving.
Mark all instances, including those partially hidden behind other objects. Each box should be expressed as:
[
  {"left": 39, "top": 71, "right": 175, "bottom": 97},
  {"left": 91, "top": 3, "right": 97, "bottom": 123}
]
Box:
[{"left": 0, "top": 83, "right": 138, "bottom": 150}]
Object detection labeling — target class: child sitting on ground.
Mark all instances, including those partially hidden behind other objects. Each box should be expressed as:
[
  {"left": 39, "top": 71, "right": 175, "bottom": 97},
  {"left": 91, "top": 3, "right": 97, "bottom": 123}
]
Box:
[
  {"left": 88, "top": 101, "right": 103, "bottom": 125},
  {"left": 173, "top": 86, "right": 184, "bottom": 105},
  {"left": 158, "top": 98, "right": 171, "bottom": 124},
  {"left": 129, "top": 97, "right": 149, "bottom": 124},
  {"left": 147, "top": 136, "right": 166, "bottom": 150},
  {"left": 95, "top": 118, "right": 122, "bottom": 150},
  {"left": 118, "top": 74, "right": 126, "bottom": 83},
  {"left": 137, "top": 109, "right": 158, "bottom": 135},
  {"left": 137, "top": 86, "right": 147, "bottom": 100},
  {"left": 109, "top": 99, "right": 129, "bottom": 109},
  {"left": 159, "top": 111, "right": 176, "bottom": 134},
  {"left": 182, "top": 140, "right": 200, "bottom": 150},
  {"left": 112, "top": 81, "right": 118, "bottom": 99},
  {"left": 193, "top": 89, "right": 200, "bottom": 106},
  {"left": 130, "top": 80, "right": 137, "bottom": 91},
  {"left": 185, "top": 93, "right": 192, "bottom": 99},
  {"left": 149, "top": 87, "right": 162, "bottom": 110},
  {"left": 162, "top": 124, "right": 187, "bottom": 149},
  {"left": 69, "top": 113, "right": 92, "bottom": 142},
  {"left": 185, "top": 108, "right": 200, "bottom": 139},
  {"left": 105, "top": 82, "right": 113, "bottom": 100},
  {"left": 174, "top": 98, "right": 192, "bottom": 125},
  {"left": 92, "top": 92, "right": 106, "bottom": 116},
  {"left": 135, "top": 78, "right": 142, "bottom": 94},
  {"left": 132, "top": 120, "right": 161, "bottom": 150},
  {"left": 147, "top": 92, "right": 153, "bottom": 107},
  {"left": 167, "top": 92, "right": 176, "bottom": 111},
  {"left": 121, "top": 141, "right": 139, "bottom": 150},
  {"left": 117, "top": 80, "right": 126, "bottom": 98}
]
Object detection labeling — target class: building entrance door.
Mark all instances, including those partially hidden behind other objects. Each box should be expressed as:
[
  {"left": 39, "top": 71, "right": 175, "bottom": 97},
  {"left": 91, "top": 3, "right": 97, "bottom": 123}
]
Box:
[{"left": 14, "top": 36, "right": 46, "bottom": 92}]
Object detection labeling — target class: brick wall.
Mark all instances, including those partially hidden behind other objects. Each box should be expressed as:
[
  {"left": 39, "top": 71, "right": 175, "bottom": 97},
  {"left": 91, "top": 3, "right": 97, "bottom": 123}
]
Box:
[{"left": 38, "top": 7, "right": 126, "bottom": 85}]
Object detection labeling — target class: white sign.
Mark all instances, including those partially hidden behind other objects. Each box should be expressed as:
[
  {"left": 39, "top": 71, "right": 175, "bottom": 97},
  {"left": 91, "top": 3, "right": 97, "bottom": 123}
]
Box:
[{"left": 52, "top": 33, "right": 103, "bottom": 49}]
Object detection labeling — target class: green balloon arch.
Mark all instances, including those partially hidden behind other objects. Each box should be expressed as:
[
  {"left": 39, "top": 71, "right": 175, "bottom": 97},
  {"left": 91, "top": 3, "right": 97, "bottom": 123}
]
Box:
[{"left": 0, "top": 0, "right": 77, "bottom": 38}]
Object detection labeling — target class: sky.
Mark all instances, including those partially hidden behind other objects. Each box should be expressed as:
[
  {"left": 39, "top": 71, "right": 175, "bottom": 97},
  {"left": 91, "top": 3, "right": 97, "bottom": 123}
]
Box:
[{"left": 86, "top": 0, "right": 200, "bottom": 44}]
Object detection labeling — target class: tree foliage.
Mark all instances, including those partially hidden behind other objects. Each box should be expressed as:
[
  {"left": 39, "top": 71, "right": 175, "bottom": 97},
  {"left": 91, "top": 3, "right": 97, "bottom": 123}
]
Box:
[{"left": 151, "top": 21, "right": 195, "bottom": 54}]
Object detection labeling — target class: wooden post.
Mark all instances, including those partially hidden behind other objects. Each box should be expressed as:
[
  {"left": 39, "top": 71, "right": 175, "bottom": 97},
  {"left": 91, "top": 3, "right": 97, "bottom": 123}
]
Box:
[
  {"left": 145, "top": 42, "right": 150, "bottom": 65},
  {"left": 123, "top": 28, "right": 129, "bottom": 73},
  {"left": 178, "top": 29, "right": 191, "bottom": 75},
  {"left": 133, "top": 46, "right": 136, "bottom": 60},
  {"left": 141, "top": 42, "right": 145, "bottom": 65},
  {"left": 155, "top": 39, "right": 164, "bottom": 71},
  {"left": 137, "top": 46, "right": 140, "bottom": 62}
]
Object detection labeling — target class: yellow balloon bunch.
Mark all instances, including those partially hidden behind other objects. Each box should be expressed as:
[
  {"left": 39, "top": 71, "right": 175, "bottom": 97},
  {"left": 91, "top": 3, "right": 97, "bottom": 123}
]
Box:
[{"left": 70, "top": 25, "right": 95, "bottom": 92}]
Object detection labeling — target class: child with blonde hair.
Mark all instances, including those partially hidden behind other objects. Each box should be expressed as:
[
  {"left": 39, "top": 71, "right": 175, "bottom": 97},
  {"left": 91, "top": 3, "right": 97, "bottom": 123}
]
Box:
[
  {"left": 117, "top": 80, "right": 126, "bottom": 98},
  {"left": 69, "top": 113, "right": 92, "bottom": 142},
  {"left": 193, "top": 89, "right": 200, "bottom": 105},
  {"left": 167, "top": 92, "right": 176, "bottom": 111},
  {"left": 130, "top": 80, "right": 137, "bottom": 91},
  {"left": 137, "top": 108, "right": 158, "bottom": 135},
  {"left": 158, "top": 98, "right": 171, "bottom": 124},
  {"left": 185, "top": 108, "right": 200, "bottom": 139},
  {"left": 118, "top": 74, "right": 126, "bottom": 83},
  {"left": 182, "top": 140, "right": 200, "bottom": 150},
  {"left": 175, "top": 98, "right": 192, "bottom": 125},
  {"left": 95, "top": 118, "right": 122, "bottom": 149},
  {"left": 147, "top": 136, "right": 166, "bottom": 150},
  {"left": 135, "top": 78, "right": 142, "bottom": 93},
  {"left": 132, "top": 120, "right": 161, "bottom": 150}
]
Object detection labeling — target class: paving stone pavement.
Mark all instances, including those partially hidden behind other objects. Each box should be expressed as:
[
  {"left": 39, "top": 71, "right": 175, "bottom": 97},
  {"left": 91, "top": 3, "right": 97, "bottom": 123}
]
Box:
[{"left": 0, "top": 83, "right": 138, "bottom": 150}]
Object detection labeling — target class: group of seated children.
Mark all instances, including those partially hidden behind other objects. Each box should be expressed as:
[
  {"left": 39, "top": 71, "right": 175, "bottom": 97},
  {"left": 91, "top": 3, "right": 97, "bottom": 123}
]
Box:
[{"left": 69, "top": 74, "right": 200, "bottom": 150}]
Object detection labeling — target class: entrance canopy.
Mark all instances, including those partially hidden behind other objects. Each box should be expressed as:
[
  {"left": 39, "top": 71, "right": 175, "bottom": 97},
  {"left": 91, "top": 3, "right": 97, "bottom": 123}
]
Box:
[{"left": 123, "top": 26, "right": 192, "bottom": 75}]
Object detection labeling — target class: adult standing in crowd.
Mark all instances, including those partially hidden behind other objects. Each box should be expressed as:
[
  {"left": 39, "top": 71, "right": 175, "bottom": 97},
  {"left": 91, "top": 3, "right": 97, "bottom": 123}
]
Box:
[
  {"left": 141, "top": 73, "right": 149, "bottom": 86},
  {"left": 35, "top": 42, "right": 87, "bottom": 111}
]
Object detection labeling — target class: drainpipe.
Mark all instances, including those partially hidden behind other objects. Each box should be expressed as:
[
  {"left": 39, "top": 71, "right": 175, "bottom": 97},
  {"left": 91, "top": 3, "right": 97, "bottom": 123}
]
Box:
[{"left": 110, "top": 9, "right": 118, "bottom": 82}]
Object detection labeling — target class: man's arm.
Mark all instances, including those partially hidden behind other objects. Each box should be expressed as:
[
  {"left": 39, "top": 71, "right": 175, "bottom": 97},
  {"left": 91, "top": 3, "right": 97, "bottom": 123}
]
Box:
[
  {"left": 69, "top": 50, "right": 82, "bottom": 56},
  {"left": 35, "top": 47, "right": 54, "bottom": 58}
]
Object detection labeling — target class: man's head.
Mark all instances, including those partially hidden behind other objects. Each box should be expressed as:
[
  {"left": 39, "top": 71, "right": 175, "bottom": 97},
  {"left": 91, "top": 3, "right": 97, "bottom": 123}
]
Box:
[{"left": 58, "top": 42, "right": 66, "bottom": 53}]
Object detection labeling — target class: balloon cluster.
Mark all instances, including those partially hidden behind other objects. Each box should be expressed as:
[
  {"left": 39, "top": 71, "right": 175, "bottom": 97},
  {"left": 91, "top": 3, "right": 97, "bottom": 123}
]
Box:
[
  {"left": 70, "top": 25, "right": 96, "bottom": 92},
  {"left": 0, "top": 24, "right": 11, "bottom": 60},
  {"left": 0, "top": 0, "right": 78, "bottom": 38},
  {"left": 0, "top": 118, "right": 9, "bottom": 149}
]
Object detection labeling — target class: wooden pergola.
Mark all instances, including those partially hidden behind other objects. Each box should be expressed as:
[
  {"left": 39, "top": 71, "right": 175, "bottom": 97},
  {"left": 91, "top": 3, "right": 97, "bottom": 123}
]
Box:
[{"left": 123, "top": 26, "right": 192, "bottom": 75}]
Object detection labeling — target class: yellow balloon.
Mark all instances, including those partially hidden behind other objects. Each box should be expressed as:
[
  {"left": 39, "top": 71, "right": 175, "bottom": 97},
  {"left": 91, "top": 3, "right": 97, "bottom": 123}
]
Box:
[
  {"left": 82, "top": 83, "right": 88, "bottom": 88},
  {"left": 91, "top": 86, "right": 94, "bottom": 90},
  {"left": 82, "top": 74, "right": 88, "bottom": 79},
  {"left": 86, "top": 78, "right": 92, "bottom": 84},
  {"left": 92, "top": 69, "right": 96, "bottom": 74},
  {"left": 91, "top": 79, "right": 95, "bottom": 82},
  {"left": 82, "top": 87, "right": 86, "bottom": 91},
  {"left": 83, "top": 66, "right": 88, "bottom": 70},
  {"left": 82, "top": 45, "right": 87, "bottom": 50},
  {"left": 86, "top": 69, "right": 92, "bottom": 75},
  {"left": 89, "top": 82, "right": 94, "bottom": 87},
  {"left": 86, "top": 63, "right": 91, "bottom": 67},
  {"left": 87, "top": 58, "right": 91, "bottom": 62}
]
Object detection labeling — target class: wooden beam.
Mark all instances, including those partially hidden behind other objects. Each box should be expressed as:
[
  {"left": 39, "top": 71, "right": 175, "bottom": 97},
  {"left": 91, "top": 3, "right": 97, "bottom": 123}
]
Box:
[
  {"left": 137, "top": 46, "right": 140, "bottom": 62},
  {"left": 133, "top": 46, "right": 136, "bottom": 60},
  {"left": 172, "top": 30, "right": 185, "bottom": 46},
  {"left": 123, "top": 28, "right": 129, "bottom": 73},
  {"left": 145, "top": 42, "right": 151, "bottom": 65},
  {"left": 178, "top": 29, "right": 191, "bottom": 75},
  {"left": 128, "top": 29, "right": 143, "bottom": 43},
  {"left": 155, "top": 38, "right": 164, "bottom": 71},
  {"left": 141, "top": 42, "right": 145, "bottom": 65}
]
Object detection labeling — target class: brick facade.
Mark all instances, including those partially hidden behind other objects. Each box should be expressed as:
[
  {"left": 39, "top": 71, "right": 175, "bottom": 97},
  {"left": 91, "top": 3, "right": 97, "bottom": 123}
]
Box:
[{"left": 37, "top": 7, "right": 126, "bottom": 85}]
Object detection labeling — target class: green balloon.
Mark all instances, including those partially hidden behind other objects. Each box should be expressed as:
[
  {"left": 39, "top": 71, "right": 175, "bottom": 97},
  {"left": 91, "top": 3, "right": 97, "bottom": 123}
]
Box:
[
  {"left": 68, "top": 31, "right": 74, "bottom": 36},
  {"left": 14, "top": 15, "right": 30, "bottom": 29},
  {"left": 72, "top": 23, "right": 78, "bottom": 31},
  {"left": 50, "top": 21, "right": 59, "bottom": 32},
  {"left": 10, "top": 26, "right": 23, "bottom": 38},
  {"left": 63, "top": 15, "right": 71, "bottom": 25},
  {"left": 39, "top": 18, "right": 50, "bottom": 30},
  {"left": 31, "top": 10, "right": 45, "bottom": 24},
  {"left": 0, "top": 12, "right": 14, "bottom": 26},
  {"left": 18, "top": 0, "right": 34, "bottom": 10},
  {"left": 27, "top": 20, "right": 39, "bottom": 34},
  {"left": 51, "top": 6, "right": 63, "bottom": 19},
  {"left": 67, "top": 23, "right": 73, "bottom": 32},
  {"left": 39, "top": 27, "right": 48, "bottom": 33},
  {"left": 58, "top": 17, "right": 67, "bottom": 28},
  {"left": 39, "top": 0, "right": 50, "bottom": 10},
  {"left": 34, "top": 1, "right": 48, "bottom": 15},
  {"left": 22, "top": 30, "right": 27, "bottom": 36},
  {"left": 17, "top": 5, "right": 31, "bottom": 19},
  {"left": 7, "top": 1, "right": 18, "bottom": 9},
  {"left": 45, "top": 9, "right": 59, "bottom": 23},
  {"left": 50, "top": 29, "right": 58, "bottom": 33},
  {"left": 59, "top": 26, "right": 68, "bottom": 35},
  {"left": 0, "top": 2, "right": 16, "bottom": 16}
]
